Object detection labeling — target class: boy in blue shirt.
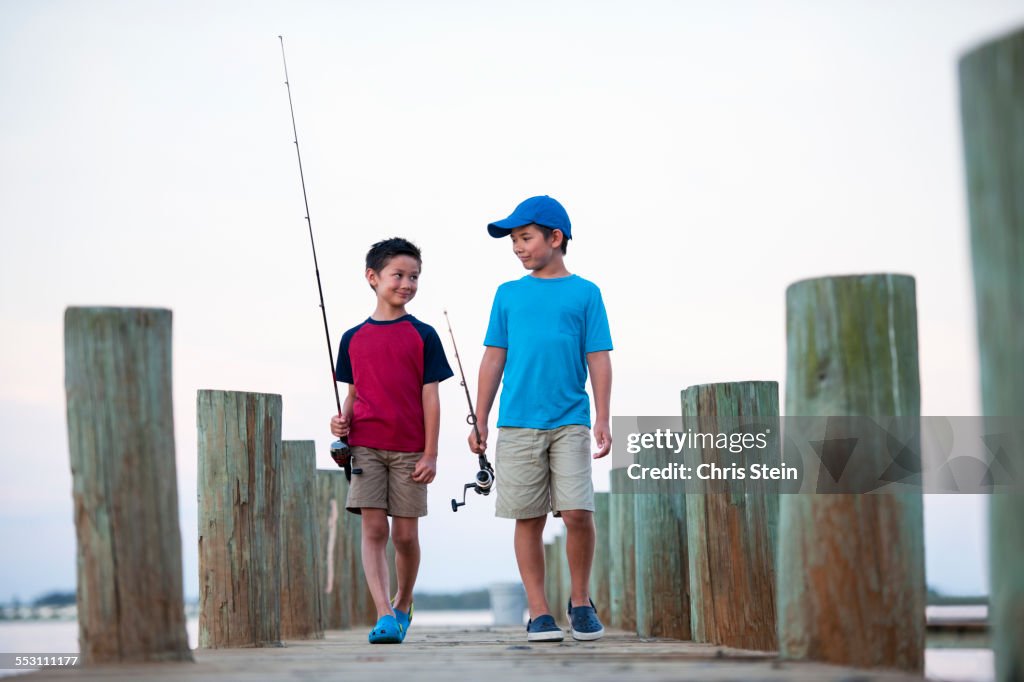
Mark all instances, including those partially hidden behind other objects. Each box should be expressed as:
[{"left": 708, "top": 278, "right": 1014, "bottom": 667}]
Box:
[{"left": 470, "top": 195, "right": 613, "bottom": 642}]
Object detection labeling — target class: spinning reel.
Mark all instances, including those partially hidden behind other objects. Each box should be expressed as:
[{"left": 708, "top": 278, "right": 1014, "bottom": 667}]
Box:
[
  {"left": 452, "top": 449, "right": 495, "bottom": 512},
  {"left": 330, "top": 439, "right": 363, "bottom": 482}
]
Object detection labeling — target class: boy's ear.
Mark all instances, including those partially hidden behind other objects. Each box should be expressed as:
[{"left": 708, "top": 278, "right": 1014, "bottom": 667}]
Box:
[
  {"left": 550, "top": 229, "right": 565, "bottom": 249},
  {"left": 366, "top": 267, "right": 378, "bottom": 290}
]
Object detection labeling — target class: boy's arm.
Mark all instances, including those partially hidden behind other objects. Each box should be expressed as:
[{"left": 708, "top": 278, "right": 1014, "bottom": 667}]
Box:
[
  {"left": 470, "top": 346, "right": 507, "bottom": 453},
  {"left": 587, "top": 350, "right": 612, "bottom": 458},
  {"left": 412, "top": 381, "right": 440, "bottom": 483}
]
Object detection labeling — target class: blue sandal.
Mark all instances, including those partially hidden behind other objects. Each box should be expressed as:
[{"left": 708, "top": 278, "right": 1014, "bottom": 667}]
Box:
[
  {"left": 368, "top": 614, "right": 404, "bottom": 644},
  {"left": 392, "top": 600, "right": 414, "bottom": 642}
]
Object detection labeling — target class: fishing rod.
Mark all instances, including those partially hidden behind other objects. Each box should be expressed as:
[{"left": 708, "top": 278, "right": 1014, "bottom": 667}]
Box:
[
  {"left": 443, "top": 310, "right": 495, "bottom": 512},
  {"left": 278, "top": 35, "right": 361, "bottom": 481}
]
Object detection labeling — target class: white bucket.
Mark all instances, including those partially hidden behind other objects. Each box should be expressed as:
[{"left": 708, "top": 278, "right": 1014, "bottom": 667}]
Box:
[{"left": 489, "top": 582, "right": 527, "bottom": 626}]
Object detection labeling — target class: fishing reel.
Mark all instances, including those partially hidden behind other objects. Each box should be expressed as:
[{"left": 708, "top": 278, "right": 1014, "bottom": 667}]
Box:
[
  {"left": 330, "top": 439, "right": 362, "bottom": 482},
  {"left": 451, "top": 454, "right": 495, "bottom": 512}
]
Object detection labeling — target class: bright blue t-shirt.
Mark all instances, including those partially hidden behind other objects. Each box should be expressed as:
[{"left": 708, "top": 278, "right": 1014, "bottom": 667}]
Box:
[{"left": 484, "top": 274, "right": 613, "bottom": 429}]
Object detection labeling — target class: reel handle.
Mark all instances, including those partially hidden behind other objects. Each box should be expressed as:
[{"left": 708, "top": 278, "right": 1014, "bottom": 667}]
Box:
[
  {"left": 451, "top": 458, "right": 495, "bottom": 512},
  {"left": 451, "top": 482, "right": 475, "bottom": 512}
]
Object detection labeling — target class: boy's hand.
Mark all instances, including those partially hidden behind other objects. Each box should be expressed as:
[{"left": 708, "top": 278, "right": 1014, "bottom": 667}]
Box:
[
  {"left": 330, "top": 414, "right": 350, "bottom": 438},
  {"left": 593, "top": 418, "right": 612, "bottom": 459},
  {"left": 412, "top": 454, "right": 437, "bottom": 484},
  {"left": 469, "top": 425, "right": 488, "bottom": 454}
]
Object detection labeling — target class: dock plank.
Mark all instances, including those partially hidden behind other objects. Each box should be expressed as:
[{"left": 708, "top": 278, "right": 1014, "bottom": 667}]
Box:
[{"left": 25, "top": 627, "right": 926, "bottom": 681}]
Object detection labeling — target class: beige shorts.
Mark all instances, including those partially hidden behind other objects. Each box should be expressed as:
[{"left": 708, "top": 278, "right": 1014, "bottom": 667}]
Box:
[
  {"left": 495, "top": 424, "right": 595, "bottom": 519},
  {"left": 345, "top": 446, "right": 428, "bottom": 517}
]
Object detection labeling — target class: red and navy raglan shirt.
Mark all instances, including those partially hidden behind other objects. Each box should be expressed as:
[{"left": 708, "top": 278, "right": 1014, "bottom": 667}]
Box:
[{"left": 335, "top": 315, "right": 454, "bottom": 453}]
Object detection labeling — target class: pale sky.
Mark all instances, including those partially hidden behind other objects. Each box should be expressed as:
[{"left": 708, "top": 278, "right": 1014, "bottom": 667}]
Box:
[{"left": 2, "top": 0, "right": 1022, "bottom": 602}]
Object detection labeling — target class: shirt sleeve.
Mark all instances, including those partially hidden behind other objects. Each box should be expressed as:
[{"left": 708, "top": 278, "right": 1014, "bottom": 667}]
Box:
[
  {"left": 483, "top": 285, "right": 508, "bottom": 348},
  {"left": 335, "top": 328, "right": 355, "bottom": 383},
  {"left": 423, "top": 328, "right": 455, "bottom": 384},
  {"left": 584, "top": 286, "right": 613, "bottom": 353}
]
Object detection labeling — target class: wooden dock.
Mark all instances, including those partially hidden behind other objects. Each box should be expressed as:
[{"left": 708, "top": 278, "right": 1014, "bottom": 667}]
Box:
[
  {"left": 55, "top": 26, "right": 1024, "bottom": 675},
  {"left": 24, "top": 626, "right": 926, "bottom": 681}
]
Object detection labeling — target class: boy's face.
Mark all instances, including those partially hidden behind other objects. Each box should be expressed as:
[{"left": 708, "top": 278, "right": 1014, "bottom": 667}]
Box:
[
  {"left": 509, "top": 224, "right": 562, "bottom": 271},
  {"left": 367, "top": 255, "right": 420, "bottom": 308}
]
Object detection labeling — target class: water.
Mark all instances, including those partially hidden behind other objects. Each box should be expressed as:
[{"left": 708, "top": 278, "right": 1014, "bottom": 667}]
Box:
[{"left": 0, "top": 614, "right": 994, "bottom": 681}]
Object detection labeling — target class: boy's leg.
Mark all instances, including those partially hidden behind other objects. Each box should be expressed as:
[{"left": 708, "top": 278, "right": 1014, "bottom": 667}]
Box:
[
  {"left": 383, "top": 450, "right": 428, "bottom": 619},
  {"left": 360, "top": 509, "right": 395, "bottom": 619},
  {"left": 390, "top": 516, "right": 420, "bottom": 613},
  {"left": 548, "top": 425, "right": 603, "bottom": 640},
  {"left": 560, "top": 509, "right": 595, "bottom": 607},
  {"left": 494, "top": 427, "right": 559, "bottom": 629},
  {"left": 514, "top": 515, "right": 550, "bottom": 619}
]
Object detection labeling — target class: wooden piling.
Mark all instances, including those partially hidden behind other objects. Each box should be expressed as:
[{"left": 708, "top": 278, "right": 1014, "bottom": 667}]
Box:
[
  {"left": 634, "top": 444, "right": 690, "bottom": 639},
  {"left": 280, "top": 441, "right": 324, "bottom": 640},
  {"left": 681, "top": 381, "right": 779, "bottom": 651},
  {"left": 959, "top": 27, "right": 1024, "bottom": 682},
  {"left": 316, "top": 470, "right": 352, "bottom": 630},
  {"left": 197, "top": 390, "right": 283, "bottom": 648},
  {"left": 608, "top": 467, "right": 637, "bottom": 632},
  {"left": 778, "top": 275, "right": 924, "bottom": 671},
  {"left": 592, "top": 492, "right": 612, "bottom": 624},
  {"left": 555, "top": 531, "right": 570, "bottom": 620},
  {"left": 542, "top": 532, "right": 570, "bottom": 621},
  {"left": 543, "top": 540, "right": 557, "bottom": 616},
  {"left": 64, "top": 307, "right": 192, "bottom": 664}
]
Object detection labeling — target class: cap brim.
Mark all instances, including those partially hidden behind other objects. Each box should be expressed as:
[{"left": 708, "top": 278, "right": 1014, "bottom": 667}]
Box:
[{"left": 487, "top": 217, "right": 532, "bottom": 238}]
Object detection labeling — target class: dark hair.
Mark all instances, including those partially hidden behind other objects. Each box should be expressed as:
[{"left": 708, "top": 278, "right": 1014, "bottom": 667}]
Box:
[
  {"left": 536, "top": 226, "right": 569, "bottom": 254},
  {"left": 365, "top": 237, "right": 422, "bottom": 272}
]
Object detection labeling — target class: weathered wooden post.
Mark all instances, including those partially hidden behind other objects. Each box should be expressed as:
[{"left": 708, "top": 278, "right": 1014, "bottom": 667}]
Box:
[
  {"left": 197, "top": 390, "right": 283, "bottom": 648},
  {"left": 634, "top": 444, "right": 689, "bottom": 639},
  {"left": 280, "top": 441, "right": 324, "bottom": 640},
  {"left": 555, "top": 531, "right": 570, "bottom": 620},
  {"left": 316, "top": 470, "right": 352, "bottom": 630},
  {"left": 779, "top": 275, "right": 924, "bottom": 671},
  {"left": 64, "top": 307, "right": 192, "bottom": 663},
  {"left": 543, "top": 532, "right": 570, "bottom": 621},
  {"left": 682, "top": 381, "right": 779, "bottom": 651},
  {"left": 609, "top": 467, "right": 637, "bottom": 632},
  {"left": 543, "top": 540, "right": 557, "bottom": 615},
  {"left": 959, "top": 26, "right": 1024, "bottom": 682},
  {"left": 592, "top": 492, "right": 612, "bottom": 624}
]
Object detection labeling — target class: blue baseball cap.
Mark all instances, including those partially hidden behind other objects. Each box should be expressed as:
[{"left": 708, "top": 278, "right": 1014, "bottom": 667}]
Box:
[{"left": 487, "top": 195, "right": 572, "bottom": 239}]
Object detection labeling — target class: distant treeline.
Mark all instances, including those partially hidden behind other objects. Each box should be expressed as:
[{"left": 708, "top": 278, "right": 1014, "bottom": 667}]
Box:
[
  {"left": 2, "top": 590, "right": 491, "bottom": 612},
  {"left": 33, "top": 591, "right": 76, "bottom": 607},
  {"left": 1, "top": 591, "right": 77, "bottom": 609}
]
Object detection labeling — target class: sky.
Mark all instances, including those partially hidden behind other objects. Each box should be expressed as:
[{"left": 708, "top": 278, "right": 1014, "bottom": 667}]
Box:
[{"left": 2, "top": 0, "right": 1022, "bottom": 603}]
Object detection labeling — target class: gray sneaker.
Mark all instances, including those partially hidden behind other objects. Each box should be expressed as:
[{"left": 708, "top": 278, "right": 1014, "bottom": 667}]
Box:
[{"left": 526, "top": 614, "right": 564, "bottom": 642}]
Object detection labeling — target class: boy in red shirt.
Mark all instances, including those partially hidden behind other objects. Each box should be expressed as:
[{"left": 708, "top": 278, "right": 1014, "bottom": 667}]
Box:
[{"left": 330, "top": 238, "right": 453, "bottom": 643}]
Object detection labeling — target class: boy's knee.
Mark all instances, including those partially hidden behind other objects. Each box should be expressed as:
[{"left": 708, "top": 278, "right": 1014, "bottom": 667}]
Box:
[
  {"left": 362, "top": 512, "right": 390, "bottom": 544},
  {"left": 516, "top": 515, "right": 547, "bottom": 533},
  {"left": 391, "top": 529, "right": 419, "bottom": 553},
  {"left": 560, "top": 509, "right": 593, "bottom": 531},
  {"left": 390, "top": 518, "right": 419, "bottom": 553}
]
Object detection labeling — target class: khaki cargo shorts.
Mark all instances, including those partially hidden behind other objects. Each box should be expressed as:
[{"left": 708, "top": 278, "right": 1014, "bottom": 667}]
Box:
[
  {"left": 345, "top": 446, "right": 428, "bottom": 517},
  {"left": 495, "top": 424, "right": 594, "bottom": 519}
]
